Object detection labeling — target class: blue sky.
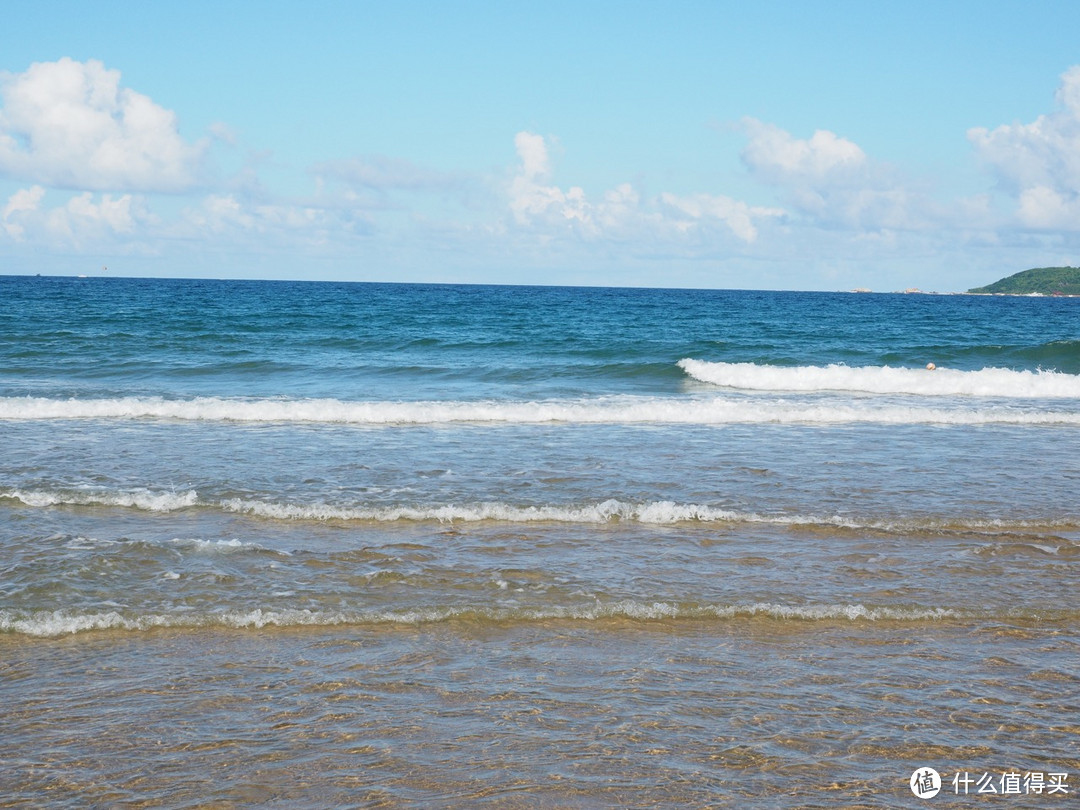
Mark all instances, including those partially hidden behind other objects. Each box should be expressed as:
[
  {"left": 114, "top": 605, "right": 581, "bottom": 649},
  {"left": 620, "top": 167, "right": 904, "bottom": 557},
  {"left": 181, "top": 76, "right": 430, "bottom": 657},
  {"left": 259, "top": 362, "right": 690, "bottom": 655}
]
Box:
[{"left": 2, "top": 1, "right": 1080, "bottom": 290}]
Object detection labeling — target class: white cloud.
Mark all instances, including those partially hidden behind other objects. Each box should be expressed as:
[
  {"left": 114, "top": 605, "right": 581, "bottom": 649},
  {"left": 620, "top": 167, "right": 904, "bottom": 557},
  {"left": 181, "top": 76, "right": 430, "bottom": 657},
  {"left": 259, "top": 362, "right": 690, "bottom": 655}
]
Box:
[
  {"left": 514, "top": 131, "right": 551, "bottom": 180},
  {"left": 0, "top": 58, "right": 207, "bottom": 193},
  {"left": 1, "top": 185, "right": 148, "bottom": 247},
  {"left": 1, "top": 184, "right": 45, "bottom": 239},
  {"left": 659, "top": 192, "right": 784, "bottom": 243},
  {"left": 597, "top": 183, "right": 641, "bottom": 231},
  {"left": 739, "top": 118, "right": 932, "bottom": 231},
  {"left": 509, "top": 131, "right": 591, "bottom": 226},
  {"left": 507, "top": 131, "right": 780, "bottom": 244},
  {"left": 740, "top": 118, "right": 866, "bottom": 185},
  {"left": 508, "top": 132, "right": 650, "bottom": 236},
  {"left": 190, "top": 194, "right": 255, "bottom": 232},
  {"left": 1016, "top": 185, "right": 1080, "bottom": 229},
  {"left": 969, "top": 66, "right": 1080, "bottom": 229},
  {"left": 182, "top": 193, "right": 364, "bottom": 248},
  {"left": 50, "top": 192, "right": 139, "bottom": 237}
]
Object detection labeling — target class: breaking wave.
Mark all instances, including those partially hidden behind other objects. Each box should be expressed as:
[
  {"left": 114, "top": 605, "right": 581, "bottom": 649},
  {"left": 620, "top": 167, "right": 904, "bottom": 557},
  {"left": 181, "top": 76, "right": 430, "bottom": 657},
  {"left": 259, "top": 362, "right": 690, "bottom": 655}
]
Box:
[
  {"left": 0, "top": 488, "right": 198, "bottom": 512},
  {"left": 678, "top": 359, "right": 1080, "bottom": 398},
  {"left": 0, "top": 602, "right": 981, "bottom": 637},
  {"left": 221, "top": 497, "right": 753, "bottom": 525},
  {"left": 5, "top": 488, "right": 1076, "bottom": 534},
  {"left": 0, "top": 393, "right": 1077, "bottom": 426}
]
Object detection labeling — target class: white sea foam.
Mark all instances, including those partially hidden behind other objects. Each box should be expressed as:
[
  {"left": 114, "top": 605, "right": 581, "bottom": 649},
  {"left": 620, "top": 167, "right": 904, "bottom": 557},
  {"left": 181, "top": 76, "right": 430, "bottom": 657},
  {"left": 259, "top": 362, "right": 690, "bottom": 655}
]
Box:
[
  {"left": 220, "top": 497, "right": 749, "bottom": 524},
  {"left": 0, "top": 608, "right": 342, "bottom": 637},
  {"left": 0, "top": 602, "right": 977, "bottom": 637},
  {"left": 1, "top": 488, "right": 198, "bottom": 512},
  {"left": 7, "top": 488, "right": 1073, "bottom": 533},
  {"left": 679, "top": 359, "right": 1080, "bottom": 398},
  {"left": 1, "top": 393, "right": 1078, "bottom": 426},
  {"left": 217, "top": 498, "right": 1080, "bottom": 533}
]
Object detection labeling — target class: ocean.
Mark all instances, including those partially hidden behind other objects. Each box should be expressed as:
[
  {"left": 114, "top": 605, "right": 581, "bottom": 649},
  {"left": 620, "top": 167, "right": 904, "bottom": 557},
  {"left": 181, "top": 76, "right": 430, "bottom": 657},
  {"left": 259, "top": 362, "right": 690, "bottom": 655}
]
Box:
[{"left": 1, "top": 276, "right": 1077, "bottom": 807}]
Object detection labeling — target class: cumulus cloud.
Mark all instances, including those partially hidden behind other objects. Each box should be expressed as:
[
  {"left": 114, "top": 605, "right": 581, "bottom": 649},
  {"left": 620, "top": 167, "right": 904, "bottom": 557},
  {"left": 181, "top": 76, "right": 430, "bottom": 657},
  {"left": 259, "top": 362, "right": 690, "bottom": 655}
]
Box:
[
  {"left": 659, "top": 192, "right": 784, "bottom": 243},
  {"left": 507, "top": 131, "right": 780, "bottom": 244},
  {"left": 1016, "top": 185, "right": 1080, "bottom": 229},
  {"left": 740, "top": 118, "right": 866, "bottom": 185},
  {"left": 969, "top": 65, "right": 1080, "bottom": 229},
  {"left": 1, "top": 185, "right": 148, "bottom": 247},
  {"left": 508, "top": 132, "right": 648, "bottom": 235},
  {"left": 1, "top": 185, "right": 45, "bottom": 239},
  {"left": 738, "top": 118, "right": 929, "bottom": 231},
  {"left": 51, "top": 192, "right": 139, "bottom": 236},
  {"left": 509, "top": 131, "right": 591, "bottom": 226},
  {"left": 0, "top": 58, "right": 207, "bottom": 193}
]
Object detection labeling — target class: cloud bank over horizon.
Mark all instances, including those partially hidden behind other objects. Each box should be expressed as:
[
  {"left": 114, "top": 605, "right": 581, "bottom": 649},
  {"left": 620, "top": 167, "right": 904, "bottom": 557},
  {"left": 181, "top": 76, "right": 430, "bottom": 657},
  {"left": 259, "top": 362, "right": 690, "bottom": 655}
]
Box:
[{"left": 1, "top": 55, "right": 1079, "bottom": 289}]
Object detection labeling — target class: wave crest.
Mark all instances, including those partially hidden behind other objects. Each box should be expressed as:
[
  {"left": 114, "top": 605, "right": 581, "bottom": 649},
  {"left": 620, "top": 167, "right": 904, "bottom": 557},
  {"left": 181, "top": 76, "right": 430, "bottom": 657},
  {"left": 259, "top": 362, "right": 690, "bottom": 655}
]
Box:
[
  {"left": 1, "top": 393, "right": 1078, "bottom": 426},
  {"left": 678, "top": 359, "right": 1080, "bottom": 398},
  {"left": 6, "top": 489, "right": 1077, "bottom": 533},
  {"left": 221, "top": 497, "right": 748, "bottom": 525},
  {"left": 0, "top": 602, "right": 974, "bottom": 637},
  {"left": 1, "top": 488, "right": 198, "bottom": 512}
]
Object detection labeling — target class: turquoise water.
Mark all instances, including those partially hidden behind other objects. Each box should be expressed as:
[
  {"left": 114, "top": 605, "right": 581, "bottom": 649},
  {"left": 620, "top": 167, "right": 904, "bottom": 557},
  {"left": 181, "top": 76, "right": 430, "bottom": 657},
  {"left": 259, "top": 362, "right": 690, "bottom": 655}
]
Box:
[{"left": 1, "top": 276, "right": 1078, "bottom": 807}]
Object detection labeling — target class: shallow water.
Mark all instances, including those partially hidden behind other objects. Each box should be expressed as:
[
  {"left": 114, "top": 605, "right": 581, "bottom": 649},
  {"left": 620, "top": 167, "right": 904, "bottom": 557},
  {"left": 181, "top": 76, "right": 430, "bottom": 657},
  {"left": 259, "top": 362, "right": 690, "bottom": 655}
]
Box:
[{"left": 3, "top": 620, "right": 1078, "bottom": 808}]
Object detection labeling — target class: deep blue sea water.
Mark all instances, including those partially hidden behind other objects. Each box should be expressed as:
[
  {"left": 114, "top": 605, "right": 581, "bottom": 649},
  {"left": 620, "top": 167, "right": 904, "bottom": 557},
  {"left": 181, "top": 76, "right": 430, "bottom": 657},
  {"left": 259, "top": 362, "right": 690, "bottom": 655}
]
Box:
[{"left": 1, "top": 276, "right": 1078, "bottom": 807}]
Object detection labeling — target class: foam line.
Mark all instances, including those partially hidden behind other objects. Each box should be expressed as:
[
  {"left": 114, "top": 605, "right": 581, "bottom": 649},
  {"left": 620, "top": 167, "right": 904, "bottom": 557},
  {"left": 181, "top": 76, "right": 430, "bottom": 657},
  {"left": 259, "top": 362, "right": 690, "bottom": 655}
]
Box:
[
  {"left": 7, "top": 489, "right": 1075, "bottom": 533},
  {"left": 0, "top": 602, "right": 979, "bottom": 637},
  {"left": 0, "top": 394, "right": 1077, "bottom": 425}
]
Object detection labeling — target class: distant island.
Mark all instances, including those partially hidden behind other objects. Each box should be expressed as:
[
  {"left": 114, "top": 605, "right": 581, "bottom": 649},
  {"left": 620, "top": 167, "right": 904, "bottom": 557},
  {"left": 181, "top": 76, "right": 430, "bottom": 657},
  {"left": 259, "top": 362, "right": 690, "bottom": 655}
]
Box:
[{"left": 968, "top": 266, "right": 1080, "bottom": 295}]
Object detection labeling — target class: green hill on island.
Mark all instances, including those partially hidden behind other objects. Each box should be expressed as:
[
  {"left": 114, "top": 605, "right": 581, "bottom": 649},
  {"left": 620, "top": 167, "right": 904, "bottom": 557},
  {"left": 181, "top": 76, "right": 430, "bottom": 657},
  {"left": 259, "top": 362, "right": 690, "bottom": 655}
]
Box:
[{"left": 968, "top": 266, "right": 1080, "bottom": 295}]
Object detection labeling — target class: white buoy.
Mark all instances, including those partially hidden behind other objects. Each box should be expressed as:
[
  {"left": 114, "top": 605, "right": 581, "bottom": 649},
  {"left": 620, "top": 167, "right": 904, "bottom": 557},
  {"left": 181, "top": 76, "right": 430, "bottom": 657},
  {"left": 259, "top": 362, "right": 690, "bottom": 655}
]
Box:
[{"left": 926, "top": 362, "right": 936, "bottom": 371}]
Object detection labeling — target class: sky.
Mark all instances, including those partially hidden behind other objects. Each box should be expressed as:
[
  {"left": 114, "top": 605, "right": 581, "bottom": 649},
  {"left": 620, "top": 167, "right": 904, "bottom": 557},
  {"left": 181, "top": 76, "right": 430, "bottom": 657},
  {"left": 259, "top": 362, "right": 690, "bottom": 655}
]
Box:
[{"left": 2, "top": 0, "right": 1080, "bottom": 291}]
